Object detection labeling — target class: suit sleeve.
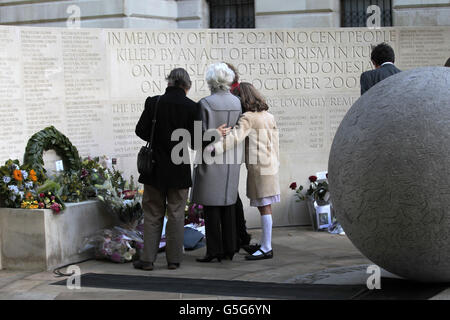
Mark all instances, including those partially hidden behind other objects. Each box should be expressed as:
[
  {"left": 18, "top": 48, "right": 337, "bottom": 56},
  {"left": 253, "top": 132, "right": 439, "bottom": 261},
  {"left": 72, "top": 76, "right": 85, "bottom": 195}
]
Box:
[
  {"left": 213, "top": 113, "right": 253, "bottom": 155},
  {"left": 360, "top": 72, "right": 369, "bottom": 96},
  {"left": 135, "top": 97, "right": 153, "bottom": 141}
]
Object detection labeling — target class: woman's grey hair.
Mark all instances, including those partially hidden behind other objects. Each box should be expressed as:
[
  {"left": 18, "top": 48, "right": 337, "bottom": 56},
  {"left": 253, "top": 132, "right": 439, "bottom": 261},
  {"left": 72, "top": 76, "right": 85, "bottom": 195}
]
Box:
[
  {"left": 166, "top": 68, "right": 192, "bottom": 90},
  {"left": 205, "top": 62, "right": 235, "bottom": 92}
]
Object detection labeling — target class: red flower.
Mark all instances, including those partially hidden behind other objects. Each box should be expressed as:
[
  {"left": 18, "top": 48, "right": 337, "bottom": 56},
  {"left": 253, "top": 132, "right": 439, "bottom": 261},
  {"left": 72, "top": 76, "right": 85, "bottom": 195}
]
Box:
[
  {"left": 326, "top": 173, "right": 329, "bottom": 179},
  {"left": 123, "top": 190, "right": 136, "bottom": 200},
  {"left": 309, "top": 176, "right": 318, "bottom": 182},
  {"left": 39, "top": 193, "right": 45, "bottom": 198},
  {"left": 289, "top": 182, "right": 297, "bottom": 190}
]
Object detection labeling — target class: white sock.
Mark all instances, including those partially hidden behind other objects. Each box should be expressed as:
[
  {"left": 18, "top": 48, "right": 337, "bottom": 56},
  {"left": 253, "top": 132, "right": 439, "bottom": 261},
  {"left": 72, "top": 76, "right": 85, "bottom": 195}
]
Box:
[{"left": 253, "top": 214, "right": 272, "bottom": 256}]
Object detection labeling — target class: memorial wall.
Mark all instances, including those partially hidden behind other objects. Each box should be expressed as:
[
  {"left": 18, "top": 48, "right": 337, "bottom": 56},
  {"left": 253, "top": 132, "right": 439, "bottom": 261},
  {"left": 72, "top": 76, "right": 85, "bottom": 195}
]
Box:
[{"left": 0, "top": 26, "right": 449, "bottom": 227}]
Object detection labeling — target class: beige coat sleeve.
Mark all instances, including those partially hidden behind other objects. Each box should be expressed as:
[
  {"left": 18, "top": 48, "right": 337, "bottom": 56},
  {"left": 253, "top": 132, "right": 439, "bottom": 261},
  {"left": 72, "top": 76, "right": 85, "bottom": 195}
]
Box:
[{"left": 213, "top": 113, "right": 253, "bottom": 155}]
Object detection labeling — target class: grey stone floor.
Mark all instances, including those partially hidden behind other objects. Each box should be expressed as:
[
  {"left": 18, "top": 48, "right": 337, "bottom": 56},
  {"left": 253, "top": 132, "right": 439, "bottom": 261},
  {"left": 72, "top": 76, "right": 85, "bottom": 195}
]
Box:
[{"left": 0, "top": 226, "right": 448, "bottom": 300}]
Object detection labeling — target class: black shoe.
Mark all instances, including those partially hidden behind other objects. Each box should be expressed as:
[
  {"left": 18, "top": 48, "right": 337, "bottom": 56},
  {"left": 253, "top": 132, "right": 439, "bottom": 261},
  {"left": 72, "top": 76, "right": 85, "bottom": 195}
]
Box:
[
  {"left": 168, "top": 263, "right": 180, "bottom": 270},
  {"left": 223, "top": 253, "right": 234, "bottom": 261},
  {"left": 133, "top": 260, "right": 154, "bottom": 270},
  {"left": 245, "top": 249, "right": 273, "bottom": 261},
  {"left": 196, "top": 255, "right": 222, "bottom": 263},
  {"left": 241, "top": 244, "right": 261, "bottom": 255}
]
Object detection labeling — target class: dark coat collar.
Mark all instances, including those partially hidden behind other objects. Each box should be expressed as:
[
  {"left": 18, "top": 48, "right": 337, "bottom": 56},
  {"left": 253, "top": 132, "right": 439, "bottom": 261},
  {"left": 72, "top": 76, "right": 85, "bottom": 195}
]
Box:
[{"left": 165, "top": 86, "right": 186, "bottom": 96}]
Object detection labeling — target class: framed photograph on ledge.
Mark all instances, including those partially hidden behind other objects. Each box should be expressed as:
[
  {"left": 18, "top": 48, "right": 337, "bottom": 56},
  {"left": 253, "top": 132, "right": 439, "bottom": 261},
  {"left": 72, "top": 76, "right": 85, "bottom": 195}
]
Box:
[{"left": 315, "top": 203, "right": 332, "bottom": 230}]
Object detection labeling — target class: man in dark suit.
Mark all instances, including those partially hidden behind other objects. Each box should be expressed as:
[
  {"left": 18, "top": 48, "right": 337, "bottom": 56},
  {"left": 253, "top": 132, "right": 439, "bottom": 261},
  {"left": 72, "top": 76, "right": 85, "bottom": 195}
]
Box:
[
  {"left": 134, "top": 68, "right": 200, "bottom": 271},
  {"left": 360, "top": 43, "right": 401, "bottom": 95}
]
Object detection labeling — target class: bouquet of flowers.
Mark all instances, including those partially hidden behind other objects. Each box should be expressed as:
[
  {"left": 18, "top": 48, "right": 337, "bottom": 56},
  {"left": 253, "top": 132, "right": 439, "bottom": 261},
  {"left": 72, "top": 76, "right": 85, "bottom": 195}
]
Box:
[
  {"left": 96, "top": 169, "right": 143, "bottom": 227},
  {"left": 80, "top": 156, "right": 108, "bottom": 197},
  {"left": 290, "top": 174, "right": 329, "bottom": 202},
  {"left": 54, "top": 156, "right": 109, "bottom": 202},
  {"left": 0, "top": 159, "right": 39, "bottom": 208},
  {"left": 185, "top": 201, "right": 205, "bottom": 226},
  {"left": 79, "top": 226, "right": 143, "bottom": 263}
]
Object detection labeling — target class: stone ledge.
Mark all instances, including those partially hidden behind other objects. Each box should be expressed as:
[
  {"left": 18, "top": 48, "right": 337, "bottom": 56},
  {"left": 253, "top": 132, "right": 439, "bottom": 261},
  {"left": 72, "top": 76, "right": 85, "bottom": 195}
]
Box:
[{"left": 0, "top": 200, "right": 115, "bottom": 271}]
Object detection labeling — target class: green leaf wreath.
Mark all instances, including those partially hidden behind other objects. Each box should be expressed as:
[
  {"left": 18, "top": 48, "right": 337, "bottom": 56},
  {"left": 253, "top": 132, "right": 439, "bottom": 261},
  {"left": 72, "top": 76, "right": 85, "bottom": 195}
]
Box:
[{"left": 23, "top": 126, "right": 81, "bottom": 179}]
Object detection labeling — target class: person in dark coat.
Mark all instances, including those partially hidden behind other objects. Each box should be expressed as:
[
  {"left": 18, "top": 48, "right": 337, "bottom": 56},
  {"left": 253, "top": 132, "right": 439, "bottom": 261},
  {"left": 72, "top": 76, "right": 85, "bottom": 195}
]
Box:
[
  {"left": 360, "top": 42, "right": 401, "bottom": 95},
  {"left": 134, "top": 68, "right": 199, "bottom": 271}
]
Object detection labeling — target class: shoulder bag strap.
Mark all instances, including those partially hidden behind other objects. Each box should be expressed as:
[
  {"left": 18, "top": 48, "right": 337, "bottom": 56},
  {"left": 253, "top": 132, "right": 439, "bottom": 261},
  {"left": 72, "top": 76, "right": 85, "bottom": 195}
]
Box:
[{"left": 147, "top": 95, "right": 161, "bottom": 148}]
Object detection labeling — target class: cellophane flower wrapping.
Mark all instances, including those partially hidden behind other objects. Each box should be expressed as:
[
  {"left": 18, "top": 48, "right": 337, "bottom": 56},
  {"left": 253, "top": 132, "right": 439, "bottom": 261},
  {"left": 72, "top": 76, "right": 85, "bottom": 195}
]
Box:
[{"left": 79, "top": 225, "right": 143, "bottom": 263}]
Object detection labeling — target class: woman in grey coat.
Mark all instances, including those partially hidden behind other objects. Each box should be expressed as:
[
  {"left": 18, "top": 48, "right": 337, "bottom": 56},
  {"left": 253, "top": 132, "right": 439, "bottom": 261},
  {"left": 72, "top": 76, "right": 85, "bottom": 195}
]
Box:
[{"left": 192, "top": 62, "right": 243, "bottom": 262}]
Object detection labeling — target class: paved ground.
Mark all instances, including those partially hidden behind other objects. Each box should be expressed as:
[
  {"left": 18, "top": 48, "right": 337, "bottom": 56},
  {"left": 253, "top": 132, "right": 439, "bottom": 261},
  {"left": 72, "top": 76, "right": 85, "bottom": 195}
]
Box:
[{"left": 0, "top": 226, "right": 448, "bottom": 300}]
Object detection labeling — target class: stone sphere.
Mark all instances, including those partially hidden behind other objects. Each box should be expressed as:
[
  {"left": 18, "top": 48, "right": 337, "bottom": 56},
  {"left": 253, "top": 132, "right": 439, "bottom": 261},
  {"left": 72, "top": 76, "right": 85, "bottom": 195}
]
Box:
[{"left": 329, "top": 67, "right": 450, "bottom": 282}]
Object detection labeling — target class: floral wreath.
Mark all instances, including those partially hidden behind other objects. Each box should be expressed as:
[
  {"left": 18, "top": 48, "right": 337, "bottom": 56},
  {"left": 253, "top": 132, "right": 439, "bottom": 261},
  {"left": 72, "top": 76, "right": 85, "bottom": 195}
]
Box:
[{"left": 23, "top": 126, "right": 81, "bottom": 178}]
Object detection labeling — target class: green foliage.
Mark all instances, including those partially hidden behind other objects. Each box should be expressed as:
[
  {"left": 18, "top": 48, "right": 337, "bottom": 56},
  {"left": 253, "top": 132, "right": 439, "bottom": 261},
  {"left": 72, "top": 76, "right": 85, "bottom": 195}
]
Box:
[
  {"left": 37, "top": 179, "right": 61, "bottom": 195},
  {"left": 96, "top": 169, "right": 143, "bottom": 226},
  {"left": 23, "top": 126, "right": 81, "bottom": 179}
]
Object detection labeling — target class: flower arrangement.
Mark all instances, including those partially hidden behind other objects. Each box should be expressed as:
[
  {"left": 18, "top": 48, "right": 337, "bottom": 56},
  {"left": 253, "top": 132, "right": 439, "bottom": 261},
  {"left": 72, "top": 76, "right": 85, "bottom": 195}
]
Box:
[
  {"left": 185, "top": 201, "right": 205, "bottom": 226},
  {"left": 290, "top": 174, "right": 329, "bottom": 202},
  {"left": 96, "top": 170, "right": 143, "bottom": 227},
  {"left": 80, "top": 226, "right": 143, "bottom": 263},
  {"left": 54, "top": 156, "right": 109, "bottom": 203},
  {"left": 0, "top": 159, "right": 41, "bottom": 208},
  {"left": 0, "top": 159, "right": 65, "bottom": 214}
]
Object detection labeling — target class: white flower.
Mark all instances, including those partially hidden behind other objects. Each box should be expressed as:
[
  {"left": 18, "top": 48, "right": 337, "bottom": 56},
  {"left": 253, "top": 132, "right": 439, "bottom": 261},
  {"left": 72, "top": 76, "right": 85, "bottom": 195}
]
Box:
[
  {"left": 18, "top": 191, "right": 24, "bottom": 199},
  {"left": 123, "top": 200, "right": 133, "bottom": 206},
  {"left": 21, "top": 170, "right": 28, "bottom": 180},
  {"left": 9, "top": 195, "right": 16, "bottom": 201},
  {"left": 123, "top": 251, "right": 133, "bottom": 261},
  {"left": 3, "top": 176, "right": 11, "bottom": 184},
  {"left": 25, "top": 181, "right": 33, "bottom": 188},
  {"left": 14, "top": 164, "right": 19, "bottom": 170}
]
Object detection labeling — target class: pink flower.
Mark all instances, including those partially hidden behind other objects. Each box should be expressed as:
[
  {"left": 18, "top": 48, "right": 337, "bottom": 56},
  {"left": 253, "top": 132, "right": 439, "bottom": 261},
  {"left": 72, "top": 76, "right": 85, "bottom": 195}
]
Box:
[
  {"left": 81, "top": 168, "right": 89, "bottom": 178},
  {"left": 50, "top": 202, "right": 61, "bottom": 213},
  {"left": 38, "top": 202, "right": 45, "bottom": 209},
  {"left": 123, "top": 190, "right": 136, "bottom": 200},
  {"left": 51, "top": 196, "right": 56, "bottom": 201}
]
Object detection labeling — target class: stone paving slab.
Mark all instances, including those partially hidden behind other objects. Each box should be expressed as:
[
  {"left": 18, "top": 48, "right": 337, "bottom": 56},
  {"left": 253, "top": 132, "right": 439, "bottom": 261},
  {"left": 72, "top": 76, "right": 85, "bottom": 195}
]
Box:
[{"left": 0, "top": 226, "right": 445, "bottom": 300}]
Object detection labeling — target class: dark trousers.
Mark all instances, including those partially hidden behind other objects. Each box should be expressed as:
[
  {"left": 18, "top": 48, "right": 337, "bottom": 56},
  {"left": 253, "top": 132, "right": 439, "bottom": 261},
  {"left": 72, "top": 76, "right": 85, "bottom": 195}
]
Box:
[
  {"left": 204, "top": 205, "right": 237, "bottom": 257},
  {"left": 235, "top": 194, "right": 251, "bottom": 250}
]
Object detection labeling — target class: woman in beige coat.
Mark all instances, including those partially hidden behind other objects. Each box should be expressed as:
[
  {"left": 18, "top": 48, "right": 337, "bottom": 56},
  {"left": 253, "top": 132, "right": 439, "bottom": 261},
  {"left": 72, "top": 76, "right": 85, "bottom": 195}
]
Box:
[{"left": 214, "top": 82, "right": 280, "bottom": 260}]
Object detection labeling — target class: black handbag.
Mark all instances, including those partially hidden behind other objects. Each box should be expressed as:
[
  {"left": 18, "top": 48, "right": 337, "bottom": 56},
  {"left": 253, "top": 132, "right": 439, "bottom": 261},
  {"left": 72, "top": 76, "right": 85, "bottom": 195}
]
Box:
[{"left": 137, "top": 96, "right": 161, "bottom": 175}]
